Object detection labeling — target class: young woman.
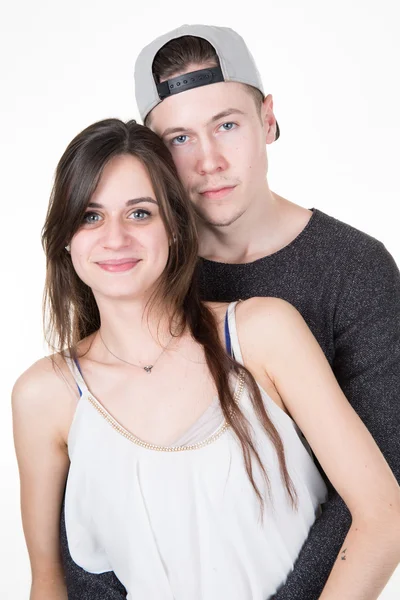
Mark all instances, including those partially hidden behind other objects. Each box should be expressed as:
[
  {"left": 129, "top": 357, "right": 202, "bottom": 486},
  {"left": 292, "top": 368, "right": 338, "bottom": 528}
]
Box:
[{"left": 12, "top": 119, "right": 400, "bottom": 600}]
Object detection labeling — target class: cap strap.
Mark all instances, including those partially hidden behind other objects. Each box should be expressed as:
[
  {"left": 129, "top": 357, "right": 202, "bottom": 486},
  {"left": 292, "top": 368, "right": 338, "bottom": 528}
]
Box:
[{"left": 156, "top": 66, "right": 224, "bottom": 100}]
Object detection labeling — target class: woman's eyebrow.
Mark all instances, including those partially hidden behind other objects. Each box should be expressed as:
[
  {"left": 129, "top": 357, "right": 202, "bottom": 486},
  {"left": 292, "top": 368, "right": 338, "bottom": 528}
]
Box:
[
  {"left": 87, "top": 197, "right": 158, "bottom": 209},
  {"left": 126, "top": 197, "right": 158, "bottom": 207}
]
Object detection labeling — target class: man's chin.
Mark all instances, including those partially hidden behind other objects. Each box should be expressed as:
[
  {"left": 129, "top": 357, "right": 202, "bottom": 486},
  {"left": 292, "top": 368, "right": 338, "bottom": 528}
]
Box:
[{"left": 195, "top": 208, "right": 246, "bottom": 228}]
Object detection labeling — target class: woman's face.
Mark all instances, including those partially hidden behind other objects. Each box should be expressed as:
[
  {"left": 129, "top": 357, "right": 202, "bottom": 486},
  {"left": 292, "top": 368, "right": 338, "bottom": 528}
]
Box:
[{"left": 70, "top": 154, "right": 170, "bottom": 303}]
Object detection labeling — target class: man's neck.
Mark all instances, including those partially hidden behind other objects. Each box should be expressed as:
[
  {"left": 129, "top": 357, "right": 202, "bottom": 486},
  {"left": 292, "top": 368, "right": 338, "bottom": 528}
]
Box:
[{"left": 198, "top": 191, "right": 313, "bottom": 264}]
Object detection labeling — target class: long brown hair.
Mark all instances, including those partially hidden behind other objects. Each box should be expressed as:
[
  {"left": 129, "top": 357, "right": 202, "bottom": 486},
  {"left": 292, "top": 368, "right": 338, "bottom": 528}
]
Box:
[{"left": 42, "top": 118, "right": 294, "bottom": 509}]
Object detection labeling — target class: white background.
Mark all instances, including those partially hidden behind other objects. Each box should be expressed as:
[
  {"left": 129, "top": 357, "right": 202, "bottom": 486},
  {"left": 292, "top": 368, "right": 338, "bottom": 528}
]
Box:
[{"left": 1, "top": 0, "right": 399, "bottom": 598}]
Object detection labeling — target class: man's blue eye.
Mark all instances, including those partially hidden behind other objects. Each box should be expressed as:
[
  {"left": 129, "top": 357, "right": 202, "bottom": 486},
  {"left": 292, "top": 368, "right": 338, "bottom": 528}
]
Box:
[
  {"left": 171, "top": 135, "right": 189, "bottom": 145},
  {"left": 220, "top": 122, "right": 236, "bottom": 131}
]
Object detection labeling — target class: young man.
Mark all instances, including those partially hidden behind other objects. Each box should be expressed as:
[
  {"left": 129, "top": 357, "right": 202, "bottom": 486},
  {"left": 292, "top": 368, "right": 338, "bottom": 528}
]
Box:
[{"left": 60, "top": 25, "right": 400, "bottom": 599}]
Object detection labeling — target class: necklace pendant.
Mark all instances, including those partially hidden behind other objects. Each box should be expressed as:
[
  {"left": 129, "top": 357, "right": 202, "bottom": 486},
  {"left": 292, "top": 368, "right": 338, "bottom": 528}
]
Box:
[{"left": 143, "top": 365, "right": 153, "bottom": 374}]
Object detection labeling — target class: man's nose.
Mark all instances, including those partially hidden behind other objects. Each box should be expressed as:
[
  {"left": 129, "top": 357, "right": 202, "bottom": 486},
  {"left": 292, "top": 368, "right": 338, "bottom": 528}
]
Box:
[{"left": 195, "top": 138, "right": 229, "bottom": 176}]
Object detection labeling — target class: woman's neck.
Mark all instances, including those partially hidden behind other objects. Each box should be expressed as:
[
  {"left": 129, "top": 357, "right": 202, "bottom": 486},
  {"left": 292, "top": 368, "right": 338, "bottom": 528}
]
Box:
[{"left": 93, "top": 294, "right": 179, "bottom": 365}]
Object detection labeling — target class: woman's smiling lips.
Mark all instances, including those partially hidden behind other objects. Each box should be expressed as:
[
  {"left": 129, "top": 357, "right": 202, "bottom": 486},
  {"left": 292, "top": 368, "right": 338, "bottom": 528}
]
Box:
[{"left": 96, "top": 258, "right": 140, "bottom": 272}]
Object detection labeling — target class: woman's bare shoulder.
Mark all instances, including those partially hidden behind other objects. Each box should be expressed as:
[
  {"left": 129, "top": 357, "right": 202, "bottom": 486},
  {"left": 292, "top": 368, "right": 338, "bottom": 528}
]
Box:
[
  {"left": 237, "top": 296, "right": 304, "bottom": 327},
  {"left": 14, "top": 353, "right": 71, "bottom": 394},
  {"left": 235, "top": 297, "right": 310, "bottom": 354},
  {"left": 239, "top": 296, "right": 299, "bottom": 317},
  {"left": 205, "top": 297, "right": 304, "bottom": 333},
  {"left": 12, "top": 353, "right": 79, "bottom": 432}
]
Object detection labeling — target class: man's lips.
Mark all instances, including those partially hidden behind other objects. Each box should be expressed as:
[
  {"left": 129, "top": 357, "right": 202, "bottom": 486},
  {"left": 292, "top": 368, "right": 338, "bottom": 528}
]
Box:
[
  {"left": 96, "top": 258, "right": 140, "bottom": 272},
  {"left": 198, "top": 185, "right": 236, "bottom": 200}
]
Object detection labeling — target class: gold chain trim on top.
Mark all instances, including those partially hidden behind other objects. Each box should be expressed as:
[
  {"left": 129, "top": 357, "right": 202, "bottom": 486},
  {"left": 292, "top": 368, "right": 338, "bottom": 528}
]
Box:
[{"left": 87, "top": 372, "right": 245, "bottom": 453}]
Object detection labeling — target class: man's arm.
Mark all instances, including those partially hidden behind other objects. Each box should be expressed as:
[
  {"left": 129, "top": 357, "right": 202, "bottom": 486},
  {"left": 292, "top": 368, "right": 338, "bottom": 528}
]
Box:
[
  {"left": 273, "top": 239, "right": 400, "bottom": 600},
  {"left": 60, "top": 499, "right": 127, "bottom": 600}
]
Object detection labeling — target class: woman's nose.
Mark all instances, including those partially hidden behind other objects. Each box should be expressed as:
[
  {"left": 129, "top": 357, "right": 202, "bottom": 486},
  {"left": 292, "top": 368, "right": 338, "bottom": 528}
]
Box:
[{"left": 102, "top": 219, "right": 132, "bottom": 250}]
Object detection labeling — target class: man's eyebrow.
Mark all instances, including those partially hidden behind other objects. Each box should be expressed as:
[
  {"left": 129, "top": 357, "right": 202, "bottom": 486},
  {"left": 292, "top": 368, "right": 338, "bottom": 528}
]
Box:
[
  {"left": 160, "top": 126, "right": 195, "bottom": 138},
  {"left": 160, "top": 108, "right": 246, "bottom": 138},
  {"left": 87, "top": 197, "right": 158, "bottom": 209},
  {"left": 208, "top": 108, "right": 246, "bottom": 124}
]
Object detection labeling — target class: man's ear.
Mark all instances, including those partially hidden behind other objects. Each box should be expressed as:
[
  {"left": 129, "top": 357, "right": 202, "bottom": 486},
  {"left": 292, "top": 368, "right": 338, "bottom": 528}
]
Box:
[{"left": 262, "top": 94, "right": 278, "bottom": 144}]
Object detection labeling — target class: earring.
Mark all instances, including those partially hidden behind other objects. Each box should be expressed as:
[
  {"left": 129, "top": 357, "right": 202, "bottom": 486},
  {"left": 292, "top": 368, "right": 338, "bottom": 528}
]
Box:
[{"left": 65, "top": 244, "right": 70, "bottom": 252}]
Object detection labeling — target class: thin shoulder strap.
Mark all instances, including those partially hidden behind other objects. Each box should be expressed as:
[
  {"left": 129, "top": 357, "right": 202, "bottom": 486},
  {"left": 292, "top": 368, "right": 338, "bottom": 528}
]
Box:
[
  {"left": 63, "top": 355, "right": 89, "bottom": 397},
  {"left": 225, "top": 301, "right": 244, "bottom": 364}
]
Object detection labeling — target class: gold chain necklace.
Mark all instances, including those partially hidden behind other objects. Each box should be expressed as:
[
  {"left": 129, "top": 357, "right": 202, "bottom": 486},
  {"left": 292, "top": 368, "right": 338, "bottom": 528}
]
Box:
[{"left": 98, "top": 330, "right": 174, "bottom": 374}]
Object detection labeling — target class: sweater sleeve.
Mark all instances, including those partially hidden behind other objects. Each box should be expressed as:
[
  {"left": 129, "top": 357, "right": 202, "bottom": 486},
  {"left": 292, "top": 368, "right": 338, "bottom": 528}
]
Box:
[
  {"left": 60, "top": 498, "right": 127, "bottom": 600},
  {"left": 273, "top": 240, "right": 400, "bottom": 600}
]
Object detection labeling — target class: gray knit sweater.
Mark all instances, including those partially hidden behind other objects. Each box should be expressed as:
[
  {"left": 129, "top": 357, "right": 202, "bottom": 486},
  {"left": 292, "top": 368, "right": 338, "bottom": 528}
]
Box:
[{"left": 60, "top": 209, "right": 400, "bottom": 599}]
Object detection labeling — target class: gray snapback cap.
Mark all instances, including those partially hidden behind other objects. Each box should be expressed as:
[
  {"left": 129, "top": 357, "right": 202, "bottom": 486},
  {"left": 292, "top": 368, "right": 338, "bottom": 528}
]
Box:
[{"left": 134, "top": 24, "right": 265, "bottom": 122}]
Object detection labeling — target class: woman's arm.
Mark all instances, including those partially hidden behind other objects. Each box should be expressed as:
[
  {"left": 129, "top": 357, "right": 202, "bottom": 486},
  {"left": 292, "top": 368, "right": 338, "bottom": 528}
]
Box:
[
  {"left": 239, "top": 298, "right": 400, "bottom": 600},
  {"left": 12, "top": 358, "right": 75, "bottom": 600}
]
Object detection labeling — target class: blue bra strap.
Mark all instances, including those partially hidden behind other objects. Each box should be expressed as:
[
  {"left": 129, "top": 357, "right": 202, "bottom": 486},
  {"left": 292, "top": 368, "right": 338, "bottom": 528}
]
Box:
[
  {"left": 64, "top": 355, "right": 88, "bottom": 398},
  {"left": 224, "top": 308, "right": 233, "bottom": 357},
  {"left": 74, "top": 359, "right": 84, "bottom": 397}
]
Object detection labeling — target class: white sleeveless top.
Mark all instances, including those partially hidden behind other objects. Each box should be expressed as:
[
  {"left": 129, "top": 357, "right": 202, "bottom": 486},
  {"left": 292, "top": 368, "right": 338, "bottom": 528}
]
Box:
[{"left": 64, "top": 302, "right": 327, "bottom": 599}]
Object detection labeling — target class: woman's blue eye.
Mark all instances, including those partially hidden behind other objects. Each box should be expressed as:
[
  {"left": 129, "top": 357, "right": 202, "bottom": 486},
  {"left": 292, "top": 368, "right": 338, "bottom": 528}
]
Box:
[
  {"left": 130, "top": 209, "right": 150, "bottom": 220},
  {"left": 83, "top": 212, "right": 101, "bottom": 224},
  {"left": 171, "top": 135, "right": 189, "bottom": 146},
  {"left": 220, "top": 122, "right": 236, "bottom": 131}
]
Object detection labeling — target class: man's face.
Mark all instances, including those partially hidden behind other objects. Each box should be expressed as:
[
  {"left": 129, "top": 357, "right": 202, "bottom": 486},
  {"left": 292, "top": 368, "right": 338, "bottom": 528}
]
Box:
[{"left": 149, "top": 80, "right": 275, "bottom": 227}]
